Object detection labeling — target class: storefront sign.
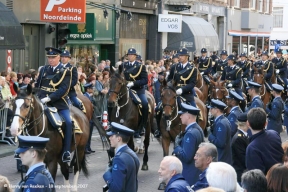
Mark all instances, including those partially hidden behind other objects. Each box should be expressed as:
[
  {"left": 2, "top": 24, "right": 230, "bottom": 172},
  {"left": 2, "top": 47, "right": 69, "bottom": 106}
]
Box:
[
  {"left": 270, "top": 40, "right": 287, "bottom": 46},
  {"left": 192, "top": 2, "right": 225, "bottom": 16},
  {"left": 68, "top": 13, "right": 94, "bottom": 40},
  {"left": 40, "top": 0, "right": 86, "bottom": 23},
  {"left": 158, "top": 14, "right": 182, "bottom": 33}
]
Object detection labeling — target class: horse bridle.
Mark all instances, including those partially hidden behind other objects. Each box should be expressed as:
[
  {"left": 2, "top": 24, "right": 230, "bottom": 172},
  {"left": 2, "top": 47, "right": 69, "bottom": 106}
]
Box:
[{"left": 210, "top": 84, "right": 228, "bottom": 101}]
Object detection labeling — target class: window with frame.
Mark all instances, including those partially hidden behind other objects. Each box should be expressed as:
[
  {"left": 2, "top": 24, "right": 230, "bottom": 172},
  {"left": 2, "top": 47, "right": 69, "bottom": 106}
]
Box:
[
  {"left": 273, "top": 7, "right": 283, "bottom": 28},
  {"left": 251, "top": 0, "right": 256, "bottom": 9},
  {"left": 234, "top": 0, "right": 240, "bottom": 8},
  {"left": 258, "top": 0, "right": 263, "bottom": 12},
  {"left": 265, "top": 0, "right": 269, "bottom": 13}
]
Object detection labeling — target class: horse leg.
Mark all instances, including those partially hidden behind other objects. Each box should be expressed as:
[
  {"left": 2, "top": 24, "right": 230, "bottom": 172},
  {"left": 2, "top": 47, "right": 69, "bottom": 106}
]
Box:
[
  {"left": 138, "top": 135, "right": 145, "bottom": 154},
  {"left": 58, "top": 161, "right": 70, "bottom": 192},
  {"left": 47, "top": 159, "right": 58, "bottom": 182},
  {"left": 141, "top": 121, "right": 151, "bottom": 170}
]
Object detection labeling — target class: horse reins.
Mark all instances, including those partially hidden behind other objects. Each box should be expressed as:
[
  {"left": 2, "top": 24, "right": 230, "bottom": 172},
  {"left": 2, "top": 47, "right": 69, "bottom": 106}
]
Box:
[{"left": 109, "top": 87, "right": 130, "bottom": 118}]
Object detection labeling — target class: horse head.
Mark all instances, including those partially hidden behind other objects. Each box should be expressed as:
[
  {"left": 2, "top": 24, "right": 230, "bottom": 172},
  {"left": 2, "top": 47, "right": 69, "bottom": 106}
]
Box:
[
  {"left": 161, "top": 84, "right": 177, "bottom": 120},
  {"left": 253, "top": 65, "right": 265, "bottom": 85},
  {"left": 108, "top": 65, "right": 127, "bottom": 108},
  {"left": 209, "top": 79, "right": 228, "bottom": 101},
  {"left": 10, "top": 84, "right": 34, "bottom": 136}
]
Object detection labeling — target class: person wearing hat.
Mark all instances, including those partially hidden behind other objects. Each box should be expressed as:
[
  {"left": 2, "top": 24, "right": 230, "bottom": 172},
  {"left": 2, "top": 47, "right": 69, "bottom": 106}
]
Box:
[
  {"left": 103, "top": 122, "right": 140, "bottom": 191},
  {"left": 266, "top": 84, "right": 284, "bottom": 134},
  {"left": 213, "top": 50, "right": 228, "bottom": 75},
  {"left": 258, "top": 51, "right": 274, "bottom": 89},
  {"left": 237, "top": 52, "right": 251, "bottom": 81},
  {"left": 136, "top": 55, "right": 142, "bottom": 63},
  {"left": 60, "top": 50, "right": 83, "bottom": 111},
  {"left": 208, "top": 99, "right": 232, "bottom": 164},
  {"left": 172, "top": 53, "right": 179, "bottom": 64},
  {"left": 15, "top": 135, "right": 55, "bottom": 192},
  {"left": 226, "top": 90, "right": 244, "bottom": 138},
  {"left": 246, "top": 81, "right": 264, "bottom": 111},
  {"left": 221, "top": 54, "right": 243, "bottom": 98},
  {"left": 35, "top": 47, "right": 73, "bottom": 162},
  {"left": 83, "top": 83, "right": 96, "bottom": 154},
  {"left": 198, "top": 48, "right": 212, "bottom": 77},
  {"left": 172, "top": 103, "right": 204, "bottom": 185},
  {"left": 121, "top": 48, "right": 148, "bottom": 138},
  {"left": 231, "top": 113, "right": 249, "bottom": 184},
  {"left": 272, "top": 48, "right": 287, "bottom": 90},
  {"left": 167, "top": 47, "right": 197, "bottom": 107}
]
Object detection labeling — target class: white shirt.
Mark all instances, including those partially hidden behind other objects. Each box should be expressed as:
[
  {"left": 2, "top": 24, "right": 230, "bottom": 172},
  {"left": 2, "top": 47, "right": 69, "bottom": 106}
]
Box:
[
  {"left": 181, "top": 62, "right": 188, "bottom": 68},
  {"left": 129, "top": 61, "right": 135, "bottom": 66},
  {"left": 52, "top": 63, "right": 61, "bottom": 71},
  {"left": 239, "top": 129, "right": 248, "bottom": 137},
  {"left": 26, "top": 162, "right": 45, "bottom": 176}
]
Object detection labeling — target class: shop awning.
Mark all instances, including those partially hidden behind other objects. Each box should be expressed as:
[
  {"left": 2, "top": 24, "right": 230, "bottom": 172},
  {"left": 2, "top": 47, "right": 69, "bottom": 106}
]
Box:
[
  {"left": 165, "top": 16, "right": 219, "bottom": 53},
  {"left": 0, "top": 2, "right": 25, "bottom": 49},
  {"left": 228, "top": 30, "right": 270, "bottom": 37}
]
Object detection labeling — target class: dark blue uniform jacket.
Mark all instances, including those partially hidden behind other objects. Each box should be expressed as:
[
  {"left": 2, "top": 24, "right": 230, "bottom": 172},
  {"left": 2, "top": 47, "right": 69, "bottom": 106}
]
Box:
[
  {"left": 164, "top": 174, "right": 192, "bottom": 192},
  {"left": 266, "top": 96, "right": 284, "bottom": 134}
]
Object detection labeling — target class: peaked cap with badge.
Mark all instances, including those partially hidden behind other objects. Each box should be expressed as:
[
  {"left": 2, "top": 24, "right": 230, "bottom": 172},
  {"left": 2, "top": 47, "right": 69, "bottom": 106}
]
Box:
[
  {"left": 178, "top": 48, "right": 190, "bottom": 56},
  {"left": 226, "top": 90, "right": 244, "bottom": 102},
  {"left": 127, "top": 48, "right": 137, "bottom": 55},
  {"left": 246, "top": 81, "right": 262, "bottom": 90},
  {"left": 178, "top": 103, "right": 200, "bottom": 116},
  {"left": 45, "top": 47, "right": 62, "bottom": 56},
  {"left": 107, "top": 122, "right": 134, "bottom": 137},
  {"left": 60, "top": 50, "right": 71, "bottom": 57},
  {"left": 208, "top": 99, "right": 227, "bottom": 110},
  {"left": 15, "top": 135, "right": 49, "bottom": 154}
]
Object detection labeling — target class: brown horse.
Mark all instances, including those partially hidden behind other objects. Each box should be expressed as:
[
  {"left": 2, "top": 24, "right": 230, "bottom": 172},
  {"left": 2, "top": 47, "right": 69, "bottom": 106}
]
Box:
[
  {"left": 107, "top": 66, "right": 155, "bottom": 170},
  {"left": 253, "top": 65, "right": 271, "bottom": 106},
  {"left": 10, "top": 84, "right": 89, "bottom": 192},
  {"left": 195, "top": 68, "right": 210, "bottom": 103},
  {"left": 159, "top": 79, "right": 207, "bottom": 156}
]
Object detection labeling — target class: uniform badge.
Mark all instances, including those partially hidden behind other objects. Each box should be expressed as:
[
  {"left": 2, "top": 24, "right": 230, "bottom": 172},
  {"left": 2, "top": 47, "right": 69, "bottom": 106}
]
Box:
[
  {"left": 49, "top": 48, "right": 52, "bottom": 52},
  {"left": 130, "top": 49, "right": 132, "bottom": 51},
  {"left": 64, "top": 51, "right": 66, "bottom": 53},
  {"left": 238, "top": 134, "right": 242, "bottom": 137},
  {"left": 273, "top": 105, "right": 276, "bottom": 108},
  {"left": 185, "top": 137, "right": 190, "bottom": 143},
  {"left": 113, "top": 164, "right": 118, "bottom": 171},
  {"left": 217, "top": 127, "right": 222, "bottom": 132}
]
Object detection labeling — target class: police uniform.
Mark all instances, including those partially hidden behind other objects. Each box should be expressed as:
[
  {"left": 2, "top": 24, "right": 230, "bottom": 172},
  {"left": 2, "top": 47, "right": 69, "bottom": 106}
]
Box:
[
  {"left": 103, "top": 122, "right": 140, "bottom": 192},
  {"left": 35, "top": 47, "right": 72, "bottom": 162},
  {"left": 283, "top": 98, "right": 288, "bottom": 134},
  {"left": 221, "top": 54, "right": 243, "bottom": 97},
  {"left": 122, "top": 48, "right": 148, "bottom": 137},
  {"left": 266, "top": 84, "right": 284, "bottom": 134},
  {"left": 213, "top": 50, "right": 228, "bottom": 74},
  {"left": 272, "top": 49, "right": 288, "bottom": 90},
  {"left": 198, "top": 48, "right": 212, "bottom": 75},
  {"left": 173, "top": 103, "right": 205, "bottom": 185},
  {"left": 61, "top": 50, "right": 83, "bottom": 110},
  {"left": 208, "top": 99, "right": 232, "bottom": 164},
  {"left": 231, "top": 113, "right": 249, "bottom": 184},
  {"left": 15, "top": 136, "right": 55, "bottom": 192},
  {"left": 167, "top": 48, "right": 197, "bottom": 107},
  {"left": 226, "top": 90, "right": 244, "bottom": 138},
  {"left": 237, "top": 53, "right": 251, "bottom": 80},
  {"left": 257, "top": 51, "right": 274, "bottom": 89},
  {"left": 246, "top": 81, "right": 264, "bottom": 111}
]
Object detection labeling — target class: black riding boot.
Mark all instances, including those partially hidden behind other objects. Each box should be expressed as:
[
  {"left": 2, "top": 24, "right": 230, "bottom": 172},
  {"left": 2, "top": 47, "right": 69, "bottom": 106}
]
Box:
[
  {"left": 154, "top": 110, "right": 162, "bottom": 138},
  {"left": 134, "top": 107, "right": 148, "bottom": 138},
  {"left": 62, "top": 124, "right": 72, "bottom": 162}
]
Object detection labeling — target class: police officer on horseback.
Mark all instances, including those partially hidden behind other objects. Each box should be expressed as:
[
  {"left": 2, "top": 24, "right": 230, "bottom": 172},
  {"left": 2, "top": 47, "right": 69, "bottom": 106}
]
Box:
[
  {"left": 122, "top": 48, "right": 148, "bottom": 138},
  {"left": 237, "top": 52, "right": 251, "bottom": 81},
  {"left": 167, "top": 47, "right": 197, "bottom": 107},
  {"left": 213, "top": 50, "right": 228, "bottom": 75},
  {"left": 60, "top": 50, "right": 83, "bottom": 110},
  {"left": 272, "top": 48, "right": 287, "bottom": 91},
  {"left": 36, "top": 47, "right": 72, "bottom": 162},
  {"left": 198, "top": 48, "right": 212, "bottom": 83},
  {"left": 221, "top": 54, "right": 243, "bottom": 97}
]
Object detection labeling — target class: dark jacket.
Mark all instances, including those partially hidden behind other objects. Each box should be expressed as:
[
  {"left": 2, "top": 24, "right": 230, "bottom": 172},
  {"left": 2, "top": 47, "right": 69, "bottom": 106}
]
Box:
[
  {"left": 208, "top": 115, "right": 232, "bottom": 164},
  {"left": 237, "top": 60, "right": 251, "bottom": 78},
  {"left": 63, "top": 63, "right": 78, "bottom": 97},
  {"left": 221, "top": 65, "right": 242, "bottom": 88},
  {"left": 246, "top": 130, "right": 284, "bottom": 174},
  {"left": 191, "top": 168, "right": 209, "bottom": 191},
  {"left": 266, "top": 96, "right": 284, "bottom": 134},
  {"left": 226, "top": 106, "right": 242, "bottom": 138},
  {"left": 247, "top": 96, "right": 264, "bottom": 111},
  {"left": 165, "top": 174, "right": 192, "bottom": 192},
  {"left": 198, "top": 56, "right": 212, "bottom": 75}
]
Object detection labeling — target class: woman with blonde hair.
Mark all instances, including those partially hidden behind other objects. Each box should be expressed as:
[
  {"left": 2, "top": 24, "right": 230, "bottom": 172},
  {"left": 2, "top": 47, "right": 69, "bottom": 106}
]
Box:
[{"left": 0, "top": 175, "right": 12, "bottom": 192}]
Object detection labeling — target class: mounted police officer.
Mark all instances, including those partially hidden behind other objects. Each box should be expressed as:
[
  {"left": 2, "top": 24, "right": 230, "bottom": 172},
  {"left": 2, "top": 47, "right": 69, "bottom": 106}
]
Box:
[
  {"left": 15, "top": 136, "right": 55, "bottom": 192},
  {"left": 167, "top": 48, "right": 197, "bottom": 107},
  {"left": 198, "top": 48, "right": 212, "bottom": 84},
  {"left": 237, "top": 52, "right": 251, "bottom": 81},
  {"left": 122, "top": 48, "right": 148, "bottom": 138},
  {"left": 172, "top": 53, "right": 179, "bottom": 65},
  {"left": 213, "top": 50, "right": 228, "bottom": 75},
  {"left": 246, "top": 81, "right": 264, "bottom": 111},
  {"left": 221, "top": 54, "right": 243, "bottom": 97},
  {"left": 272, "top": 48, "right": 287, "bottom": 91},
  {"left": 60, "top": 50, "right": 83, "bottom": 110},
  {"left": 35, "top": 47, "right": 72, "bottom": 162},
  {"left": 266, "top": 84, "right": 284, "bottom": 134}
]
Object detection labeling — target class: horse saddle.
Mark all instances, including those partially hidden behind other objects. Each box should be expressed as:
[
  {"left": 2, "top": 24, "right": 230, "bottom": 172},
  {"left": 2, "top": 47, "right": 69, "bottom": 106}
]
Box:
[
  {"left": 202, "top": 75, "right": 210, "bottom": 84},
  {"left": 129, "top": 89, "right": 152, "bottom": 115},
  {"left": 264, "top": 82, "right": 272, "bottom": 92},
  {"left": 44, "top": 106, "right": 83, "bottom": 139},
  {"left": 76, "top": 97, "right": 86, "bottom": 114}
]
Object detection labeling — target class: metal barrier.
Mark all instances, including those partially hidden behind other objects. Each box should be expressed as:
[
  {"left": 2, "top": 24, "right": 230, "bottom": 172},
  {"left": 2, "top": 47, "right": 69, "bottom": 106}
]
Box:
[{"left": 0, "top": 102, "right": 16, "bottom": 145}]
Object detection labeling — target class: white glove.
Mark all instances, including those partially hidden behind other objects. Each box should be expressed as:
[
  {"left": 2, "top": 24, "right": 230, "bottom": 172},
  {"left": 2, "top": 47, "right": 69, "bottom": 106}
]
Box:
[
  {"left": 176, "top": 88, "right": 183, "bottom": 95},
  {"left": 41, "top": 97, "right": 51, "bottom": 104},
  {"left": 127, "top": 82, "right": 134, "bottom": 88},
  {"left": 200, "top": 72, "right": 204, "bottom": 75},
  {"left": 227, "top": 83, "right": 233, "bottom": 88},
  {"left": 276, "top": 69, "right": 280, "bottom": 74}
]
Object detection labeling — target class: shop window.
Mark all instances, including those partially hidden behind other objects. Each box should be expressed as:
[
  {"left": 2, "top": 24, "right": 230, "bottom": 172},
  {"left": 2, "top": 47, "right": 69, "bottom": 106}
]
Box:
[
  {"left": 258, "top": 0, "right": 263, "bottom": 12},
  {"left": 265, "top": 0, "right": 269, "bottom": 13},
  {"left": 232, "top": 36, "right": 240, "bottom": 55},
  {"left": 249, "top": 37, "right": 256, "bottom": 57},
  {"left": 234, "top": 0, "right": 240, "bottom": 8},
  {"left": 66, "top": 45, "right": 99, "bottom": 67},
  {"left": 273, "top": 7, "right": 283, "bottom": 28},
  {"left": 251, "top": 0, "right": 256, "bottom": 9}
]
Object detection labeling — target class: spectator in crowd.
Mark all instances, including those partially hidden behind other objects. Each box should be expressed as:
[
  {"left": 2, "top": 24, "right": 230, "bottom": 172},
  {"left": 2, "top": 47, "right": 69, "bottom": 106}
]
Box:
[
  {"left": 78, "top": 73, "right": 87, "bottom": 93},
  {"left": 0, "top": 175, "right": 12, "bottom": 192},
  {"left": 192, "top": 142, "right": 218, "bottom": 191},
  {"left": 9, "top": 71, "right": 18, "bottom": 98},
  {"left": 246, "top": 108, "right": 284, "bottom": 174},
  {"left": 196, "top": 187, "right": 224, "bottom": 192},
  {"left": 98, "top": 63, "right": 105, "bottom": 72},
  {"left": 206, "top": 162, "right": 242, "bottom": 192},
  {"left": 266, "top": 163, "right": 288, "bottom": 192},
  {"left": 106, "top": 60, "right": 111, "bottom": 67},
  {"left": 282, "top": 141, "right": 288, "bottom": 167},
  {"left": 241, "top": 169, "right": 267, "bottom": 192},
  {"left": 17, "top": 73, "right": 23, "bottom": 85},
  {"left": 147, "top": 65, "right": 154, "bottom": 94},
  {"left": 87, "top": 73, "right": 96, "bottom": 85},
  {"left": 19, "top": 74, "right": 31, "bottom": 88},
  {"left": 231, "top": 113, "right": 249, "bottom": 184},
  {"left": 153, "top": 71, "right": 162, "bottom": 106},
  {"left": 102, "top": 71, "right": 110, "bottom": 90},
  {"left": 94, "top": 72, "right": 108, "bottom": 117},
  {"left": 0, "top": 76, "right": 12, "bottom": 102},
  {"left": 158, "top": 156, "right": 192, "bottom": 192},
  {"left": 115, "top": 61, "right": 122, "bottom": 70}
]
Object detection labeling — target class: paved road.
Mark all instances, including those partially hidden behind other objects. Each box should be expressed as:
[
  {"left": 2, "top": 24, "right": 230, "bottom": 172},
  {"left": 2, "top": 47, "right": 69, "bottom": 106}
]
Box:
[{"left": 0, "top": 129, "right": 287, "bottom": 192}]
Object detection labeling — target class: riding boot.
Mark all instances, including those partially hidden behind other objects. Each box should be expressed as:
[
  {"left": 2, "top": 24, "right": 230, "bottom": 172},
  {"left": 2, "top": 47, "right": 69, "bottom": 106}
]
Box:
[
  {"left": 154, "top": 110, "right": 162, "bottom": 138},
  {"left": 62, "top": 123, "right": 72, "bottom": 162},
  {"left": 134, "top": 107, "right": 148, "bottom": 138}
]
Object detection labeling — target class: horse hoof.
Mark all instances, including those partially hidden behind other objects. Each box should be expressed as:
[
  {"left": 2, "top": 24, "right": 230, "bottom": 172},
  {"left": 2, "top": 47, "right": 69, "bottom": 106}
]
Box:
[
  {"left": 138, "top": 149, "right": 144, "bottom": 154},
  {"left": 141, "top": 164, "right": 148, "bottom": 171}
]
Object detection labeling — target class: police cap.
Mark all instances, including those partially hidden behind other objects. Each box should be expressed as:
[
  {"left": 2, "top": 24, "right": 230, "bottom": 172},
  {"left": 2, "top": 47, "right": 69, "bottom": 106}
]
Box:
[
  {"left": 15, "top": 135, "right": 49, "bottom": 154},
  {"left": 60, "top": 50, "right": 71, "bottom": 57},
  {"left": 178, "top": 48, "right": 189, "bottom": 56},
  {"left": 136, "top": 55, "right": 142, "bottom": 61},
  {"left": 172, "top": 53, "right": 179, "bottom": 59},
  {"left": 272, "top": 84, "right": 284, "bottom": 92},
  {"left": 127, "top": 48, "right": 137, "bottom": 55},
  {"left": 207, "top": 99, "right": 227, "bottom": 110},
  {"left": 226, "top": 90, "right": 244, "bottom": 102},
  {"left": 45, "top": 47, "right": 62, "bottom": 56},
  {"left": 237, "top": 113, "right": 247, "bottom": 122},
  {"left": 107, "top": 122, "right": 134, "bottom": 137},
  {"left": 220, "top": 50, "right": 228, "bottom": 55},
  {"left": 84, "top": 82, "right": 94, "bottom": 89},
  {"left": 178, "top": 103, "right": 200, "bottom": 116},
  {"left": 201, "top": 48, "right": 207, "bottom": 53},
  {"left": 246, "top": 81, "right": 262, "bottom": 90},
  {"left": 227, "top": 54, "right": 236, "bottom": 61},
  {"left": 261, "top": 51, "right": 269, "bottom": 56},
  {"left": 239, "top": 52, "right": 247, "bottom": 57}
]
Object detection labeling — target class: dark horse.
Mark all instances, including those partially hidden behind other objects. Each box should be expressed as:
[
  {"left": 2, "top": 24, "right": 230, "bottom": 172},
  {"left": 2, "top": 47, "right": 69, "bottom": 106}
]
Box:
[
  {"left": 107, "top": 66, "right": 155, "bottom": 170},
  {"left": 253, "top": 65, "right": 271, "bottom": 106},
  {"left": 10, "top": 84, "right": 89, "bottom": 191},
  {"left": 159, "top": 78, "right": 207, "bottom": 156}
]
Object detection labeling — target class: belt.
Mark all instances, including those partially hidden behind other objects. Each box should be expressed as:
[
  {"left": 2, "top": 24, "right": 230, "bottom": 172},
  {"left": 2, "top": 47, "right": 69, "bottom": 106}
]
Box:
[
  {"left": 177, "top": 84, "right": 187, "bottom": 86},
  {"left": 41, "top": 87, "right": 58, "bottom": 92}
]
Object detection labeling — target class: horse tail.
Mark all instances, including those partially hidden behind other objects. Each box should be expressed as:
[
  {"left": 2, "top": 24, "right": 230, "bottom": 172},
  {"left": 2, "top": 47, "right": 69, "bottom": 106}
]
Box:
[{"left": 81, "top": 153, "right": 89, "bottom": 177}]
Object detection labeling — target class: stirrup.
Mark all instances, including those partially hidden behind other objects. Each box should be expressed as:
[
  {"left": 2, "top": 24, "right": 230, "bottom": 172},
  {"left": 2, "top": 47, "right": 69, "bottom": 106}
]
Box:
[{"left": 62, "top": 151, "right": 71, "bottom": 163}]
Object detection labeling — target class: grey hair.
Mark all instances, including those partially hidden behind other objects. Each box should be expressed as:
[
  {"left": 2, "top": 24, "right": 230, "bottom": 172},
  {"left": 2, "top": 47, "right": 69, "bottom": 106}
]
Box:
[
  {"left": 163, "top": 156, "right": 183, "bottom": 174},
  {"left": 198, "top": 142, "right": 218, "bottom": 162}
]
